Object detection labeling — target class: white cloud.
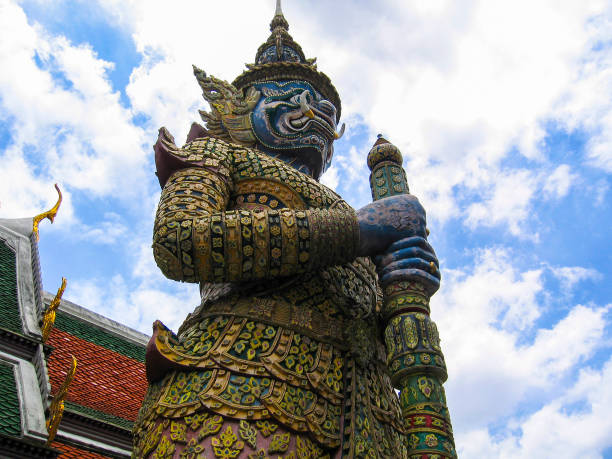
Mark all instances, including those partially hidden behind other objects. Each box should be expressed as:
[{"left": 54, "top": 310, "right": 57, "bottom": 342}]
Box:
[
  {"left": 459, "top": 355, "right": 612, "bottom": 458},
  {"left": 96, "top": 0, "right": 272, "bottom": 143},
  {"left": 592, "top": 178, "right": 610, "bottom": 206},
  {"left": 543, "top": 164, "right": 577, "bottom": 199},
  {"left": 433, "top": 248, "right": 610, "bottom": 435},
  {"left": 553, "top": 7, "right": 612, "bottom": 173},
  {"left": 0, "top": 0, "right": 149, "bottom": 211},
  {"left": 524, "top": 304, "right": 609, "bottom": 380},
  {"left": 0, "top": 145, "right": 76, "bottom": 221},
  {"left": 78, "top": 212, "right": 128, "bottom": 245},
  {"left": 550, "top": 265, "right": 602, "bottom": 292},
  {"left": 464, "top": 169, "right": 538, "bottom": 236},
  {"left": 68, "top": 269, "right": 200, "bottom": 334},
  {"left": 319, "top": 164, "right": 339, "bottom": 190},
  {"left": 295, "top": 0, "right": 610, "bottom": 235}
]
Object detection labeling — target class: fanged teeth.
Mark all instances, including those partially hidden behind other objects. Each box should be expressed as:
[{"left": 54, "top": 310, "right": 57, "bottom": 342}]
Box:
[
  {"left": 334, "top": 122, "right": 345, "bottom": 139},
  {"left": 289, "top": 115, "right": 338, "bottom": 137},
  {"left": 290, "top": 117, "right": 308, "bottom": 128}
]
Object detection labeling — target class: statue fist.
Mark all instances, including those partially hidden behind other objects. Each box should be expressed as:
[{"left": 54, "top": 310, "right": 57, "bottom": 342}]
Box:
[
  {"left": 356, "top": 194, "right": 427, "bottom": 257},
  {"left": 375, "top": 236, "right": 441, "bottom": 295}
]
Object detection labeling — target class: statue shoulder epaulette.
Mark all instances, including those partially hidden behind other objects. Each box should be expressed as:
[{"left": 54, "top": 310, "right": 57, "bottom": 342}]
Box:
[{"left": 154, "top": 123, "right": 234, "bottom": 188}]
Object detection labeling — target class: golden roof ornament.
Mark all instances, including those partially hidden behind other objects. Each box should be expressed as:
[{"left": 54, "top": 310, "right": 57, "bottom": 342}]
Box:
[
  {"left": 46, "top": 354, "right": 77, "bottom": 444},
  {"left": 32, "top": 184, "right": 62, "bottom": 242},
  {"left": 41, "top": 277, "right": 67, "bottom": 343}
]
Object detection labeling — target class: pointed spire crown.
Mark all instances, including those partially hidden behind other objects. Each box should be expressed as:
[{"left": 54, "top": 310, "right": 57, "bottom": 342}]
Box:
[
  {"left": 270, "top": 0, "right": 289, "bottom": 31},
  {"left": 232, "top": 0, "right": 342, "bottom": 120},
  {"left": 254, "top": 0, "right": 306, "bottom": 65}
]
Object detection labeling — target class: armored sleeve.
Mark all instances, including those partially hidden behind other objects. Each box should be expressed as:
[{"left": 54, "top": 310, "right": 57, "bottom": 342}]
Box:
[{"left": 153, "top": 166, "right": 360, "bottom": 284}]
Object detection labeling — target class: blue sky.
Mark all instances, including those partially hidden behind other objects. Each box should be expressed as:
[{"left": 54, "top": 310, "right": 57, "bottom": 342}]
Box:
[{"left": 1, "top": 0, "right": 611, "bottom": 456}]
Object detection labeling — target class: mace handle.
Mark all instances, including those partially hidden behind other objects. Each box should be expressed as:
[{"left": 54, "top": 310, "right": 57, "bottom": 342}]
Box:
[{"left": 367, "top": 136, "right": 457, "bottom": 458}]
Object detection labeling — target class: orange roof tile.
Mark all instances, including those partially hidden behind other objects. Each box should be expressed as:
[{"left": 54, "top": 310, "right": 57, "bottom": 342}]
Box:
[
  {"left": 47, "top": 328, "right": 147, "bottom": 421},
  {"left": 51, "top": 440, "right": 113, "bottom": 458}
]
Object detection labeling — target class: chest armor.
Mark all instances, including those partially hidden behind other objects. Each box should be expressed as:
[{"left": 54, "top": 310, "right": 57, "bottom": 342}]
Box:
[
  {"left": 142, "top": 137, "right": 406, "bottom": 457},
  {"left": 195, "top": 146, "right": 380, "bottom": 322}
]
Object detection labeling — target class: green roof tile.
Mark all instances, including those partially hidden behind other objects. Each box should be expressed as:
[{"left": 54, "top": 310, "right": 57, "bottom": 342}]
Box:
[
  {"left": 65, "top": 401, "right": 133, "bottom": 431},
  {"left": 0, "top": 240, "right": 23, "bottom": 335},
  {"left": 54, "top": 312, "right": 145, "bottom": 363},
  {"left": 0, "top": 361, "right": 21, "bottom": 437}
]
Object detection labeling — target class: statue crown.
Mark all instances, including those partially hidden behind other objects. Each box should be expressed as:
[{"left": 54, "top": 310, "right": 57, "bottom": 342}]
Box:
[{"left": 232, "top": 0, "right": 342, "bottom": 121}]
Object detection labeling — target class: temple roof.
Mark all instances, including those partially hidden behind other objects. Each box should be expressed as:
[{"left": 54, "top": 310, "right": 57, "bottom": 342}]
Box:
[
  {"left": 0, "top": 362, "right": 21, "bottom": 437},
  {"left": 0, "top": 213, "right": 149, "bottom": 457},
  {"left": 0, "top": 218, "right": 49, "bottom": 454},
  {"left": 45, "top": 294, "right": 148, "bottom": 443},
  {"left": 51, "top": 441, "right": 112, "bottom": 459}
]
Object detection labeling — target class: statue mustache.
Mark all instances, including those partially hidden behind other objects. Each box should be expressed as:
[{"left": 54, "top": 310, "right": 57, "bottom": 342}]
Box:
[{"left": 297, "top": 91, "right": 345, "bottom": 139}]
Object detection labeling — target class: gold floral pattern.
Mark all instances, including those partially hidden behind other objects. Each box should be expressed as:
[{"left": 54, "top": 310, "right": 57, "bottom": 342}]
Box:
[
  {"left": 239, "top": 420, "right": 257, "bottom": 449},
  {"left": 269, "top": 432, "right": 291, "bottom": 453},
  {"left": 152, "top": 435, "right": 175, "bottom": 459},
  {"left": 170, "top": 421, "right": 187, "bottom": 442},
  {"left": 255, "top": 420, "right": 278, "bottom": 437},
  {"left": 211, "top": 425, "right": 245, "bottom": 458},
  {"left": 180, "top": 438, "right": 205, "bottom": 459},
  {"left": 198, "top": 415, "right": 224, "bottom": 440}
]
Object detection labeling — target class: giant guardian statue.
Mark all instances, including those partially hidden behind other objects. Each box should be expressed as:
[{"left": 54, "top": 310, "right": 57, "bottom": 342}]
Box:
[{"left": 134, "top": 2, "right": 455, "bottom": 457}]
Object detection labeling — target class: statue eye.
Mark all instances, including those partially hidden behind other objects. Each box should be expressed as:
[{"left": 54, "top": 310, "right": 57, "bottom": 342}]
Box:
[{"left": 299, "top": 91, "right": 315, "bottom": 106}]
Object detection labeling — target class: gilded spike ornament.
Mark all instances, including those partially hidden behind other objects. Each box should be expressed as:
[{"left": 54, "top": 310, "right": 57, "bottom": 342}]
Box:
[
  {"left": 135, "top": 2, "right": 455, "bottom": 457},
  {"left": 32, "top": 183, "right": 62, "bottom": 242},
  {"left": 46, "top": 355, "right": 77, "bottom": 444},
  {"left": 41, "top": 277, "right": 67, "bottom": 343}
]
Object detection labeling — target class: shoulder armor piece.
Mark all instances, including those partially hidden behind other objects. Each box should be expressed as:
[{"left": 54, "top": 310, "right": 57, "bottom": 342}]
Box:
[{"left": 154, "top": 126, "right": 233, "bottom": 188}]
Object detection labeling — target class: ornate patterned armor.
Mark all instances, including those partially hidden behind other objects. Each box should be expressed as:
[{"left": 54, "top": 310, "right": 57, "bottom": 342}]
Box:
[{"left": 133, "top": 131, "right": 408, "bottom": 458}]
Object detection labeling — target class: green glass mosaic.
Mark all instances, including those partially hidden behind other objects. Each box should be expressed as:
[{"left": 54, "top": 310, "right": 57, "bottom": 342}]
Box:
[
  {"left": 0, "top": 240, "right": 23, "bottom": 335},
  {"left": 54, "top": 311, "right": 145, "bottom": 363},
  {"left": 65, "top": 401, "right": 133, "bottom": 431},
  {"left": 0, "top": 361, "right": 21, "bottom": 437}
]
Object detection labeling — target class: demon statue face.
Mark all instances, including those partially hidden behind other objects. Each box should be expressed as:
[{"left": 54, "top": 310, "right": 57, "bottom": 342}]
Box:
[
  {"left": 250, "top": 80, "right": 343, "bottom": 178},
  {"left": 193, "top": 66, "right": 343, "bottom": 180}
]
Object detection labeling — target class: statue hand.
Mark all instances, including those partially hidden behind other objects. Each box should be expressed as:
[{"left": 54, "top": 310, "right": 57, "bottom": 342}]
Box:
[
  {"left": 356, "top": 194, "right": 427, "bottom": 257},
  {"left": 375, "top": 236, "right": 441, "bottom": 295}
]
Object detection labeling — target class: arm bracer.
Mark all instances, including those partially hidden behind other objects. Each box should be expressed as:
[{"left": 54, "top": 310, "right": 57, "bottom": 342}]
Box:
[
  {"left": 153, "top": 167, "right": 230, "bottom": 282},
  {"left": 153, "top": 167, "right": 360, "bottom": 283}
]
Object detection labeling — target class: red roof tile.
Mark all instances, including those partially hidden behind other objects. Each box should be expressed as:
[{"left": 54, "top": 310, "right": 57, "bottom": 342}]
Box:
[
  {"left": 51, "top": 440, "right": 113, "bottom": 458},
  {"left": 47, "top": 328, "right": 147, "bottom": 421}
]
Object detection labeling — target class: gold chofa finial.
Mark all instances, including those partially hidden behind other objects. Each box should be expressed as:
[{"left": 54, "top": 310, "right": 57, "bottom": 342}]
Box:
[
  {"left": 46, "top": 354, "right": 77, "bottom": 444},
  {"left": 33, "top": 184, "right": 62, "bottom": 242},
  {"left": 41, "top": 277, "right": 67, "bottom": 343}
]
